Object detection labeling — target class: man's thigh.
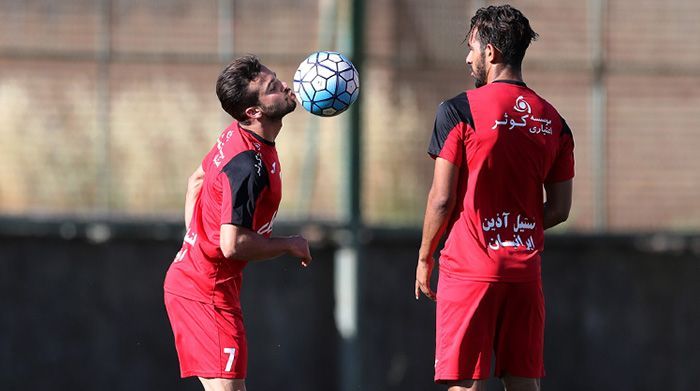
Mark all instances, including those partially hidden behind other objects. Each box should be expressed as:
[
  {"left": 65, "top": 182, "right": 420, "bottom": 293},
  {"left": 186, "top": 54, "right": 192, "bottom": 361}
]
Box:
[
  {"left": 446, "top": 379, "right": 488, "bottom": 391},
  {"left": 501, "top": 375, "right": 540, "bottom": 391},
  {"left": 165, "top": 293, "right": 248, "bottom": 379},
  {"left": 435, "top": 278, "right": 501, "bottom": 382},
  {"left": 199, "top": 377, "right": 246, "bottom": 391},
  {"left": 494, "top": 281, "right": 545, "bottom": 379}
]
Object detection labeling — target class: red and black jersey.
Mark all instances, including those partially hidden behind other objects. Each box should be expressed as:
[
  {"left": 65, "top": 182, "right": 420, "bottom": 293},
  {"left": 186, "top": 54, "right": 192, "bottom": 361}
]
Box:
[
  {"left": 429, "top": 80, "right": 574, "bottom": 282},
  {"left": 164, "top": 121, "right": 282, "bottom": 312}
]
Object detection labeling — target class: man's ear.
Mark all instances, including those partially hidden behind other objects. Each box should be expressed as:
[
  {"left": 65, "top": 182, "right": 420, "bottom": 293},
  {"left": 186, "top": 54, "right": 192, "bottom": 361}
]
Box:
[
  {"left": 485, "top": 43, "right": 501, "bottom": 64},
  {"left": 244, "top": 106, "right": 263, "bottom": 120}
]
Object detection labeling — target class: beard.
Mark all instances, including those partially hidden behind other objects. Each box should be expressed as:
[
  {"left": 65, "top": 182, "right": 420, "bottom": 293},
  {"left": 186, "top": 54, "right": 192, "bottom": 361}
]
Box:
[
  {"left": 471, "top": 53, "right": 487, "bottom": 88},
  {"left": 261, "top": 92, "right": 297, "bottom": 120}
]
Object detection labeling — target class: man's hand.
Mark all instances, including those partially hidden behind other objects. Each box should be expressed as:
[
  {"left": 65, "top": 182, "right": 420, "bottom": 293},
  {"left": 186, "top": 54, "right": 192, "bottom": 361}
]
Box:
[
  {"left": 286, "top": 235, "right": 312, "bottom": 267},
  {"left": 415, "top": 257, "right": 436, "bottom": 301}
]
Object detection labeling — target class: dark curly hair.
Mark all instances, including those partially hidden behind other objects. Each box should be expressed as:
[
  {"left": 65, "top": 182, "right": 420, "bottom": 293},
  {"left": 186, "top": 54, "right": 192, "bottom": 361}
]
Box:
[
  {"left": 216, "top": 55, "right": 262, "bottom": 123},
  {"left": 468, "top": 5, "right": 538, "bottom": 69}
]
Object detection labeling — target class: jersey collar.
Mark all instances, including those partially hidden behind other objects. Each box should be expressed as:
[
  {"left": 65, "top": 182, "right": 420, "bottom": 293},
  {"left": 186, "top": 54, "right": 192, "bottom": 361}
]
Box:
[
  {"left": 239, "top": 125, "right": 276, "bottom": 146},
  {"left": 492, "top": 79, "right": 528, "bottom": 87}
]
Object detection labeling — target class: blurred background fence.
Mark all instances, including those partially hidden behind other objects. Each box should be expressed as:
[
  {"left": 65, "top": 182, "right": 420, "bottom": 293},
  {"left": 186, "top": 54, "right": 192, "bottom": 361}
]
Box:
[
  {"left": 2, "top": 0, "right": 699, "bottom": 229},
  {"left": 0, "top": 0, "right": 699, "bottom": 390}
]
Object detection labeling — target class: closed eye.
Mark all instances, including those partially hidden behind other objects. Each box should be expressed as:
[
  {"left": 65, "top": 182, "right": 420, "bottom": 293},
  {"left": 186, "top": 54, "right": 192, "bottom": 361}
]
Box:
[{"left": 268, "top": 79, "right": 282, "bottom": 93}]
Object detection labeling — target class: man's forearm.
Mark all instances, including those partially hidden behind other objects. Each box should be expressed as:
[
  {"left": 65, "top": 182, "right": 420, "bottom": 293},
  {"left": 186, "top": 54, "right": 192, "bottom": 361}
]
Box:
[
  {"left": 224, "top": 233, "right": 293, "bottom": 261},
  {"left": 418, "top": 194, "right": 455, "bottom": 260},
  {"left": 543, "top": 202, "right": 568, "bottom": 230},
  {"left": 184, "top": 166, "right": 204, "bottom": 229},
  {"left": 543, "top": 179, "right": 573, "bottom": 230},
  {"left": 220, "top": 223, "right": 307, "bottom": 262},
  {"left": 184, "top": 190, "right": 198, "bottom": 229}
]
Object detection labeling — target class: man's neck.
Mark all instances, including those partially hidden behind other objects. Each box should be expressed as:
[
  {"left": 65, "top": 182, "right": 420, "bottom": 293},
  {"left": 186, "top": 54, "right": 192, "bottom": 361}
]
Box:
[
  {"left": 241, "top": 120, "right": 282, "bottom": 143},
  {"left": 487, "top": 65, "right": 523, "bottom": 84}
]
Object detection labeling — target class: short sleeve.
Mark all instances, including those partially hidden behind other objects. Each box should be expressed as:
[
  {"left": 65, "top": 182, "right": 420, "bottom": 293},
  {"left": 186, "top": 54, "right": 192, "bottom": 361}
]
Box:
[
  {"left": 427, "top": 93, "right": 472, "bottom": 166},
  {"left": 220, "top": 151, "right": 269, "bottom": 228},
  {"left": 545, "top": 118, "right": 575, "bottom": 183},
  {"left": 204, "top": 127, "right": 237, "bottom": 171}
]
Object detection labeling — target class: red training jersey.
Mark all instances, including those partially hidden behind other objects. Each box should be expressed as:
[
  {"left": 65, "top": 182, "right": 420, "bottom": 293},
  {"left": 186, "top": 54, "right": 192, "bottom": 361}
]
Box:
[
  {"left": 164, "top": 122, "right": 282, "bottom": 312},
  {"left": 428, "top": 80, "right": 574, "bottom": 282}
]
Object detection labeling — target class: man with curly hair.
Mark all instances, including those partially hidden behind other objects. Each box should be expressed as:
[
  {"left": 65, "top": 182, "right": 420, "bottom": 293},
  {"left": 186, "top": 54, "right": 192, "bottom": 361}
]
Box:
[{"left": 415, "top": 5, "right": 574, "bottom": 390}]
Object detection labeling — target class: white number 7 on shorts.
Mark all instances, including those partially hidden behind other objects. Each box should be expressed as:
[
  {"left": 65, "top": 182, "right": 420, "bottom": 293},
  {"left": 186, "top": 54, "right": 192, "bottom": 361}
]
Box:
[{"left": 224, "top": 347, "right": 236, "bottom": 372}]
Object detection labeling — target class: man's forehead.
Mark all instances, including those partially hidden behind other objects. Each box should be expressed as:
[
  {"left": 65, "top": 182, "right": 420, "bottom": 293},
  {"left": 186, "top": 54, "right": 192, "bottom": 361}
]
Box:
[
  {"left": 259, "top": 65, "right": 273, "bottom": 76},
  {"left": 249, "top": 67, "right": 275, "bottom": 92},
  {"left": 252, "top": 66, "right": 273, "bottom": 82}
]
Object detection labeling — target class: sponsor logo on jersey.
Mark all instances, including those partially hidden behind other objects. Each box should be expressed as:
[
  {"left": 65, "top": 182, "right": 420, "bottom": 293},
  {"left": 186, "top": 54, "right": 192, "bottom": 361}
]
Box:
[{"left": 213, "top": 130, "right": 235, "bottom": 167}]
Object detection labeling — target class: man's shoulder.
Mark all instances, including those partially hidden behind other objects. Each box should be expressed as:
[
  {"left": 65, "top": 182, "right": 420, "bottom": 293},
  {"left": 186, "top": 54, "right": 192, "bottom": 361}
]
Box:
[
  {"left": 221, "top": 150, "right": 266, "bottom": 178},
  {"left": 440, "top": 91, "right": 469, "bottom": 110},
  {"left": 437, "top": 91, "right": 472, "bottom": 125}
]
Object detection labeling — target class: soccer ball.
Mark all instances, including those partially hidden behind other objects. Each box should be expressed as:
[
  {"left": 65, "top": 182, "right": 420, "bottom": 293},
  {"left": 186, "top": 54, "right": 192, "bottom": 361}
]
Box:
[{"left": 293, "top": 51, "right": 360, "bottom": 117}]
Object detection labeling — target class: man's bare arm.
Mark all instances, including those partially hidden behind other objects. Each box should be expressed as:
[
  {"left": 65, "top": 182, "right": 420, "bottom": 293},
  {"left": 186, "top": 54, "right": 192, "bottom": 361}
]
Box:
[
  {"left": 543, "top": 179, "right": 573, "bottom": 230},
  {"left": 415, "top": 158, "right": 459, "bottom": 300},
  {"left": 185, "top": 165, "right": 205, "bottom": 230},
  {"left": 220, "top": 224, "right": 312, "bottom": 267}
]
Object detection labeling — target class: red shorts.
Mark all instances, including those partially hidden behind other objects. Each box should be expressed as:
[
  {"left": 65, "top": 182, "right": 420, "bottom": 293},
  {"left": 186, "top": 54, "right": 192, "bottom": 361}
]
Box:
[
  {"left": 434, "top": 277, "right": 545, "bottom": 382},
  {"left": 164, "top": 292, "right": 247, "bottom": 379}
]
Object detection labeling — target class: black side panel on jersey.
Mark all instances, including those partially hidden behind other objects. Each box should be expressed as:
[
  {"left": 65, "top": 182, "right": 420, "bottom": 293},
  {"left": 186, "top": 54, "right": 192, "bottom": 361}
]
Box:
[
  {"left": 222, "top": 150, "right": 270, "bottom": 229},
  {"left": 428, "top": 92, "right": 473, "bottom": 157},
  {"left": 560, "top": 116, "right": 573, "bottom": 137}
]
